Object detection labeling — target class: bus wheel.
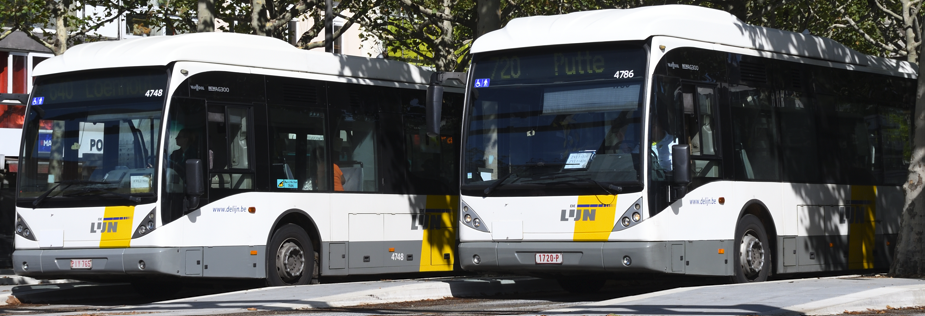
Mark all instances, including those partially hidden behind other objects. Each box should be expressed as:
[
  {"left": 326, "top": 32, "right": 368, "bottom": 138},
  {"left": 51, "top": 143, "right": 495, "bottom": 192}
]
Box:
[
  {"left": 733, "top": 214, "right": 770, "bottom": 283},
  {"left": 267, "top": 224, "right": 314, "bottom": 286},
  {"left": 556, "top": 277, "right": 606, "bottom": 294}
]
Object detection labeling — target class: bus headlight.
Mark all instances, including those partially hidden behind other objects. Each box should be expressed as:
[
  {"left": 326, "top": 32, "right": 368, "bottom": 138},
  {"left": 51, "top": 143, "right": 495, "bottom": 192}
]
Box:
[
  {"left": 460, "top": 201, "right": 490, "bottom": 233},
  {"left": 132, "top": 208, "right": 157, "bottom": 239},
  {"left": 612, "top": 197, "right": 645, "bottom": 232},
  {"left": 15, "top": 215, "right": 36, "bottom": 241}
]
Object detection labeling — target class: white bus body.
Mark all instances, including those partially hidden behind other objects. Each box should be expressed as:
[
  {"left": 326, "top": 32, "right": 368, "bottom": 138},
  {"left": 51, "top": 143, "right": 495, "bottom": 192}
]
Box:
[
  {"left": 14, "top": 33, "right": 462, "bottom": 285},
  {"left": 457, "top": 5, "right": 915, "bottom": 285}
]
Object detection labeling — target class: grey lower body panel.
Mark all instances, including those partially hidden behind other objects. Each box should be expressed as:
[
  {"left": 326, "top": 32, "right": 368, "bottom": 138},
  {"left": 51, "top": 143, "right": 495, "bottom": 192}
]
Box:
[
  {"left": 321, "top": 240, "right": 441, "bottom": 276},
  {"left": 776, "top": 234, "right": 896, "bottom": 274},
  {"left": 459, "top": 240, "right": 733, "bottom": 276},
  {"left": 13, "top": 245, "right": 265, "bottom": 281}
]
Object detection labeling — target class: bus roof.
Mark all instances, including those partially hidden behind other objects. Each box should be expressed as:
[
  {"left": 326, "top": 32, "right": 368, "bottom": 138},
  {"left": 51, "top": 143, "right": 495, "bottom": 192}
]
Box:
[
  {"left": 472, "top": 5, "right": 914, "bottom": 75},
  {"left": 33, "top": 32, "right": 437, "bottom": 85}
]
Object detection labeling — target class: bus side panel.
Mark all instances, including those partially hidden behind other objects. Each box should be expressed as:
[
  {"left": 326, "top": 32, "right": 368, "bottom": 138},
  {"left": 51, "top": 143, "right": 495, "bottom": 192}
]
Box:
[
  {"left": 875, "top": 186, "right": 902, "bottom": 269},
  {"left": 322, "top": 194, "right": 456, "bottom": 276}
]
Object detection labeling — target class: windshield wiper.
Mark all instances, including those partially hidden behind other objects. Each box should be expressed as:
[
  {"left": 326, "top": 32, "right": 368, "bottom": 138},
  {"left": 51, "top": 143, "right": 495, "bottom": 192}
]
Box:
[
  {"left": 32, "top": 183, "right": 70, "bottom": 207},
  {"left": 538, "top": 174, "right": 625, "bottom": 195},
  {"left": 589, "top": 179, "right": 623, "bottom": 195},
  {"left": 31, "top": 180, "right": 111, "bottom": 207},
  {"left": 64, "top": 188, "right": 142, "bottom": 204},
  {"left": 483, "top": 172, "right": 517, "bottom": 197}
]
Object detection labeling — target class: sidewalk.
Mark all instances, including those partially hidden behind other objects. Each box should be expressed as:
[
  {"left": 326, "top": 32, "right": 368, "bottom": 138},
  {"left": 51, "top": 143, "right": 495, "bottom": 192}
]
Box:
[
  {"left": 542, "top": 275, "right": 925, "bottom": 315},
  {"left": 140, "top": 275, "right": 925, "bottom": 315}
]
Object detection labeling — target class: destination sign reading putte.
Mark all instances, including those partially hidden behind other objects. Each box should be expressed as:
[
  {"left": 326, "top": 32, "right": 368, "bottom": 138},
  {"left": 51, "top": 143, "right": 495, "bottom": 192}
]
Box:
[{"left": 473, "top": 46, "right": 646, "bottom": 86}]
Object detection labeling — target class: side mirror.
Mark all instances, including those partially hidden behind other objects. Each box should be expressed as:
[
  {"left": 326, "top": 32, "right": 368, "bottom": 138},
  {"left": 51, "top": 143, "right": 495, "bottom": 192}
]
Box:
[
  {"left": 672, "top": 144, "right": 691, "bottom": 185},
  {"left": 425, "top": 72, "right": 467, "bottom": 137},
  {"left": 425, "top": 84, "right": 443, "bottom": 137},
  {"left": 184, "top": 159, "right": 204, "bottom": 211}
]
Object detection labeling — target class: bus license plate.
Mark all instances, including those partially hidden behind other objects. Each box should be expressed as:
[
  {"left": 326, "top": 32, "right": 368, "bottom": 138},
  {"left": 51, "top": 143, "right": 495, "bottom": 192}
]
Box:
[
  {"left": 70, "top": 259, "right": 92, "bottom": 269},
  {"left": 535, "top": 253, "right": 562, "bottom": 264}
]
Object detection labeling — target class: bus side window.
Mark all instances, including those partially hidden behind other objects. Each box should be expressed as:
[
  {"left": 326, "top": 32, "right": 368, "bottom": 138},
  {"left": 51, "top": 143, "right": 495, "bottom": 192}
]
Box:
[
  {"left": 333, "top": 110, "right": 378, "bottom": 192},
  {"left": 730, "top": 87, "right": 780, "bottom": 182},
  {"left": 778, "top": 90, "right": 820, "bottom": 183},
  {"left": 686, "top": 86, "right": 721, "bottom": 183},
  {"left": 161, "top": 97, "right": 206, "bottom": 224},
  {"left": 267, "top": 104, "right": 326, "bottom": 191},
  {"left": 208, "top": 106, "right": 255, "bottom": 194}
]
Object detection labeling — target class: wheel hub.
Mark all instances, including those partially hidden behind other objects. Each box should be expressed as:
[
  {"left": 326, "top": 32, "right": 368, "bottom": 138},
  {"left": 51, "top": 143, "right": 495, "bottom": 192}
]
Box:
[
  {"left": 276, "top": 238, "right": 304, "bottom": 282},
  {"left": 740, "top": 232, "right": 764, "bottom": 275}
]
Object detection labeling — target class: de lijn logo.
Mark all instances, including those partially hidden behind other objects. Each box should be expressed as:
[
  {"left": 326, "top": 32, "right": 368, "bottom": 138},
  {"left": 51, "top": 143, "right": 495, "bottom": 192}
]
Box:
[
  {"left": 560, "top": 204, "right": 609, "bottom": 221},
  {"left": 90, "top": 217, "right": 129, "bottom": 233}
]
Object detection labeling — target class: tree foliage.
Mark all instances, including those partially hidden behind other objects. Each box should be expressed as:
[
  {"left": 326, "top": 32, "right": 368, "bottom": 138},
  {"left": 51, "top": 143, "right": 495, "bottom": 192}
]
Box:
[
  {"left": 176, "top": 0, "right": 382, "bottom": 50},
  {"left": 0, "top": 0, "right": 154, "bottom": 55}
]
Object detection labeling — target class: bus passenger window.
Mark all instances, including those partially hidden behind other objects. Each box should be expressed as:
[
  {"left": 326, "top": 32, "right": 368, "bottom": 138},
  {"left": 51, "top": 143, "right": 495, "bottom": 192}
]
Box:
[
  {"left": 333, "top": 110, "right": 377, "bottom": 192},
  {"left": 208, "top": 106, "right": 254, "bottom": 191},
  {"left": 267, "top": 104, "right": 326, "bottom": 191},
  {"left": 730, "top": 87, "right": 780, "bottom": 181}
]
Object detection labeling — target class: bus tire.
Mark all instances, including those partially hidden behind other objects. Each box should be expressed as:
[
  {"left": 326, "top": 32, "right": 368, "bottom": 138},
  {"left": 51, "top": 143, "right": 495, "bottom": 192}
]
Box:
[
  {"left": 556, "top": 277, "right": 605, "bottom": 294},
  {"left": 267, "top": 224, "right": 314, "bottom": 286},
  {"left": 733, "top": 214, "right": 770, "bottom": 283}
]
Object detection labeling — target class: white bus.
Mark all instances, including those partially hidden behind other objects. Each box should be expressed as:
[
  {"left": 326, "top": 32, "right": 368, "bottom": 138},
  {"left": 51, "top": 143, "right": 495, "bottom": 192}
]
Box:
[
  {"left": 13, "top": 32, "right": 463, "bottom": 288},
  {"left": 430, "top": 5, "right": 915, "bottom": 292}
]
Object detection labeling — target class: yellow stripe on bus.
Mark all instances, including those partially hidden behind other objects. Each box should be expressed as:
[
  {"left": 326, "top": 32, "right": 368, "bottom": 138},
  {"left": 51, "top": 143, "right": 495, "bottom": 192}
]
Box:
[
  {"left": 573, "top": 195, "right": 618, "bottom": 241},
  {"left": 848, "top": 185, "right": 876, "bottom": 269},
  {"left": 419, "top": 195, "right": 458, "bottom": 272},
  {"left": 99, "top": 206, "right": 135, "bottom": 248}
]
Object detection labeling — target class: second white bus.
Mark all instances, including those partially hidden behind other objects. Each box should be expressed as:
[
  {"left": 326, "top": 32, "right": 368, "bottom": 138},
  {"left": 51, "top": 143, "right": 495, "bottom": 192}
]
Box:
[{"left": 436, "top": 5, "right": 915, "bottom": 292}]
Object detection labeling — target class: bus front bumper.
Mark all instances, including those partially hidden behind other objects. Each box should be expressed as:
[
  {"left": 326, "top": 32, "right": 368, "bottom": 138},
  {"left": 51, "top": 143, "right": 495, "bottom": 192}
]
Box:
[
  {"left": 459, "top": 241, "right": 679, "bottom": 275},
  {"left": 14, "top": 248, "right": 195, "bottom": 280}
]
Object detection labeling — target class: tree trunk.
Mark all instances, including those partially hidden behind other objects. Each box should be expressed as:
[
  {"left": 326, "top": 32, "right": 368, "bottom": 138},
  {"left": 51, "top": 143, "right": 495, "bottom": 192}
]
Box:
[
  {"left": 198, "top": 0, "right": 216, "bottom": 32},
  {"left": 476, "top": 0, "right": 499, "bottom": 39},
  {"left": 53, "top": 12, "right": 67, "bottom": 55},
  {"left": 437, "top": 0, "right": 454, "bottom": 71},
  {"left": 252, "top": 0, "right": 268, "bottom": 35},
  {"left": 901, "top": 0, "right": 918, "bottom": 63},
  {"left": 890, "top": 20, "right": 925, "bottom": 278}
]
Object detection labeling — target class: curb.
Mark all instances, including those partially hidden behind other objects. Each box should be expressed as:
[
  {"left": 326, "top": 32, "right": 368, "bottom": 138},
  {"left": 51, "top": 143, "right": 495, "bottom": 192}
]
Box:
[
  {"left": 783, "top": 284, "right": 925, "bottom": 315},
  {"left": 299, "top": 277, "right": 559, "bottom": 309},
  {"left": 155, "top": 276, "right": 559, "bottom": 311},
  {"left": 0, "top": 271, "right": 77, "bottom": 306}
]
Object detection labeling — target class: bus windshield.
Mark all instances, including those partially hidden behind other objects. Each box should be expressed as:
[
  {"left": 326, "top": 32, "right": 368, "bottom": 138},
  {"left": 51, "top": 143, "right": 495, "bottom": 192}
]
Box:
[
  {"left": 463, "top": 45, "right": 647, "bottom": 196},
  {"left": 18, "top": 68, "right": 167, "bottom": 208}
]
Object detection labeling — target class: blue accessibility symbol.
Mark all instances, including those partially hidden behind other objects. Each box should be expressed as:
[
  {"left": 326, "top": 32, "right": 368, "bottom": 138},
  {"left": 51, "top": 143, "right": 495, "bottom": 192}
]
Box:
[
  {"left": 474, "top": 78, "right": 490, "bottom": 88},
  {"left": 31, "top": 97, "right": 44, "bottom": 105}
]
